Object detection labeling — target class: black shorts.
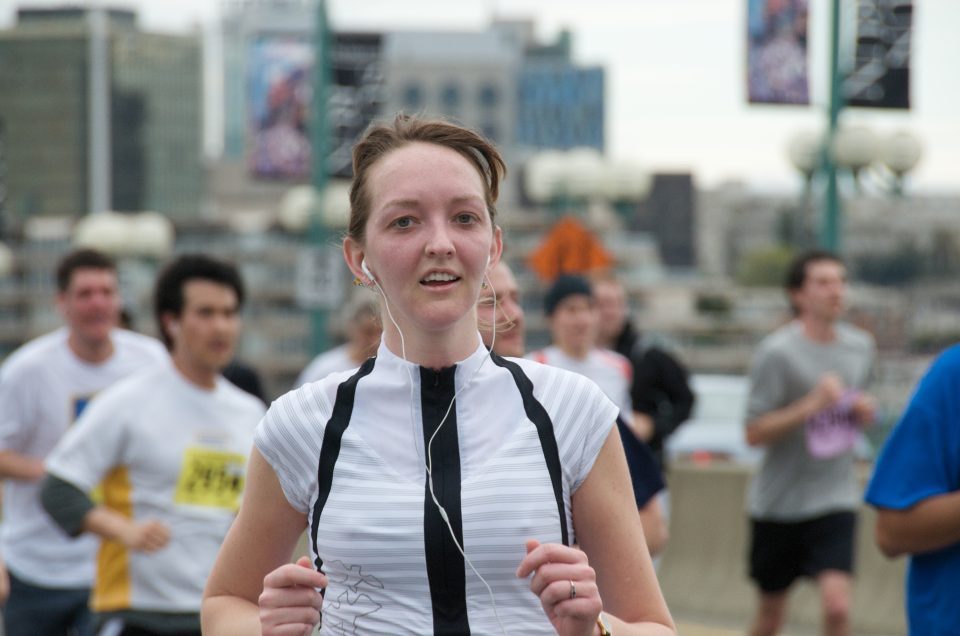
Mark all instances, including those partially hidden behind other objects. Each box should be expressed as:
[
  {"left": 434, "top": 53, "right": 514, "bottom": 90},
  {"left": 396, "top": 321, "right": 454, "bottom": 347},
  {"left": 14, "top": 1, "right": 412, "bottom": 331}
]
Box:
[{"left": 749, "top": 511, "right": 856, "bottom": 593}]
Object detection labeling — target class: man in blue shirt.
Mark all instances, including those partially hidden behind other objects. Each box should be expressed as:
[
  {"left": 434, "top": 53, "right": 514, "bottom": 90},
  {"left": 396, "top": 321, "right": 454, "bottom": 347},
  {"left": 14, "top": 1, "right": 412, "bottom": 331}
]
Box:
[{"left": 865, "top": 344, "right": 960, "bottom": 636}]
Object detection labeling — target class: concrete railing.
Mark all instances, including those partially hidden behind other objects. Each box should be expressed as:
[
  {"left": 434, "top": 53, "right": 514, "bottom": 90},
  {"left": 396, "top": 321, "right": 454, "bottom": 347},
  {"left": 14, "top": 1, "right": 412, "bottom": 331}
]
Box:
[{"left": 658, "top": 461, "right": 907, "bottom": 635}]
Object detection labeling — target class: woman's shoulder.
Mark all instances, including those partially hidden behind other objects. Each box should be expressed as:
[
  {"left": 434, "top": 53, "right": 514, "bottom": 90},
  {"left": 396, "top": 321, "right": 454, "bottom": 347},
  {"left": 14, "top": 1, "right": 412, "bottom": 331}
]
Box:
[
  {"left": 262, "top": 368, "right": 359, "bottom": 436},
  {"left": 503, "top": 356, "right": 612, "bottom": 407}
]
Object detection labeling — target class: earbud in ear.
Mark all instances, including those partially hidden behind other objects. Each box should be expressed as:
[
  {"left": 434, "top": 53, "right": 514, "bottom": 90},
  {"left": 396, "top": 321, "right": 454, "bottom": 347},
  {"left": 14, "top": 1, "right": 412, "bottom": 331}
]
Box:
[
  {"left": 485, "top": 254, "right": 491, "bottom": 270},
  {"left": 169, "top": 322, "right": 180, "bottom": 336},
  {"left": 361, "top": 259, "right": 374, "bottom": 282}
]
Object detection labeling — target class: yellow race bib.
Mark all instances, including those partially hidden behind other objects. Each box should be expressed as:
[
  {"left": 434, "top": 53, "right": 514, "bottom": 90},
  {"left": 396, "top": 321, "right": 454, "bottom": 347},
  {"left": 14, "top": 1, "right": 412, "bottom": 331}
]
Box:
[{"left": 174, "top": 447, "right": 246, "bottom": 511}]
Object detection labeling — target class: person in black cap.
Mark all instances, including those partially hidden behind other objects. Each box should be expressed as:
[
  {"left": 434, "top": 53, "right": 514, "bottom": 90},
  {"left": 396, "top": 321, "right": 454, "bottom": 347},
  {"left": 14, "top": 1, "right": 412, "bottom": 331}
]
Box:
[{"left": 528, "top": 274, "right": 668, "bottom": 556}]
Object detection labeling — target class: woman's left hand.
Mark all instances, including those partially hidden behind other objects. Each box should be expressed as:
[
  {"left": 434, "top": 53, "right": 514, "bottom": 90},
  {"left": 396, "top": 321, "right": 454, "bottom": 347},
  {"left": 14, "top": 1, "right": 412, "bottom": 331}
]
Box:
[{"left": 516, "top": 539, "right": 603, "bottom": 636}]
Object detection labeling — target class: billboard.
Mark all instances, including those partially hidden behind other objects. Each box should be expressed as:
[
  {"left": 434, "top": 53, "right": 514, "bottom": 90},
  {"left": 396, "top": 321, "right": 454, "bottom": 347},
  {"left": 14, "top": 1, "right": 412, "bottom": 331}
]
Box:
[
  {"left": 246, "top": 32, "right": 383, "bottom": 181},
  {"left": 247, "top": 36, "right": 313, "bottom": 180},
  {"left": 843, "top": 0, "right": 912, "bottom": 109},
  {"left": 746, "top": 0, "right": 810, "bottom": 105},
  {"left": 328, "top": 33, "right": 383, "bottom": 178}
]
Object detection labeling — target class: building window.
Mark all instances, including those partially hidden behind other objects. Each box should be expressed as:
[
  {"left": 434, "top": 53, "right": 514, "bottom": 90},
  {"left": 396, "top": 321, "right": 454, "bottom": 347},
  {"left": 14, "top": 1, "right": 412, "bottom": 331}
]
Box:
[
  {"left": 403, "top": 83, "right": 423, "bottom": 109},
  {"left": 478, "top": 83, "right": 499, "bottom": 108},
  {"left": 440, "top": 82, "right": 461, "bottom": 110}
]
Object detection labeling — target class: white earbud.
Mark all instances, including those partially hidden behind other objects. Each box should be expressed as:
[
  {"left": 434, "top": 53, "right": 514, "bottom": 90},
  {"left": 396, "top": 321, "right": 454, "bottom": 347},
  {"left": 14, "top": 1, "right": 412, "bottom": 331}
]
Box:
[
  {"left": 484, "top": 254, "right": 491, "bottom": 270},
  {"left": 361, "top": 258, "right": 374, "bottom": 283}
]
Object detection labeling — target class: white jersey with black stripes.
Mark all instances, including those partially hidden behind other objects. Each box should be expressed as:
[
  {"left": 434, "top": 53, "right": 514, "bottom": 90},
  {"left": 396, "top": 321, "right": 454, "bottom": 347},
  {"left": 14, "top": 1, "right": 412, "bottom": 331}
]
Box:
[{"left": 255, "top": 338, "right": 617, "bottom": 635}]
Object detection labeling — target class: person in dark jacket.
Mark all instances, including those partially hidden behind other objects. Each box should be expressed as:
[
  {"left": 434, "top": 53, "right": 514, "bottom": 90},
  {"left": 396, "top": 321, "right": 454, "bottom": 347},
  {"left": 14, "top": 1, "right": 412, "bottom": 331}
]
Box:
[{"left": 593, "top": 275, "right": 694, "bottom": 471}]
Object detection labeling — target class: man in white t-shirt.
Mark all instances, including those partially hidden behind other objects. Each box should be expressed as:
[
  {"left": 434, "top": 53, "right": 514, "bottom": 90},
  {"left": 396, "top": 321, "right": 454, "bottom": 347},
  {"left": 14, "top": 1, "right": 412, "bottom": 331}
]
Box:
[
  {"left": 0, "top": 249, "right": 167, "bottom": 636},
  {"left": 41, "top": 254, "right": 265, "bottom": 636}
]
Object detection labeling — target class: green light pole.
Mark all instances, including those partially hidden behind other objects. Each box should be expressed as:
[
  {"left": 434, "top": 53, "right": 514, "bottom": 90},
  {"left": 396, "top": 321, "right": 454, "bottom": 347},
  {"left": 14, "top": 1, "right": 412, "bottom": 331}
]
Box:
[
  {"left": 821, "top": 0, "right": 843, "bottom": 253},
  {"left": 309, "top": 0, "right": 332, "bottom": 355}
]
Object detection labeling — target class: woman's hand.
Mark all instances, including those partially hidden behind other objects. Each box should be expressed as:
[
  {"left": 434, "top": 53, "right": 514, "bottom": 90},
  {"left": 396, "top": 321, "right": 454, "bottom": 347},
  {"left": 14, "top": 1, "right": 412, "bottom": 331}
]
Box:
[
  {"left": 259, "top": 556, "right": 328, "bottom": 636},
  {"left": 516, "top": 539, "right": 603, "bottom": 636}
]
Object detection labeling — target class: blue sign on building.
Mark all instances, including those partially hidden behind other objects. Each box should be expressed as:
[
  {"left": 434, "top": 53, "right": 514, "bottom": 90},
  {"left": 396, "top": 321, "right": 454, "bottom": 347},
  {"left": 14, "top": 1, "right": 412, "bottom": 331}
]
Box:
[{"left": 517, "top": 66, "right": 604, "bottom": 152}]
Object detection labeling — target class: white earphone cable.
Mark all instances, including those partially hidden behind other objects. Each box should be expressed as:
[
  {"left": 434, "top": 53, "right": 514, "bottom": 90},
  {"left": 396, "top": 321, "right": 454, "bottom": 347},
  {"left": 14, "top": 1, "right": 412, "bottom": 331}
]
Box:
[{"left": 367, "top": 263, "right": 505, "bottom": 634}]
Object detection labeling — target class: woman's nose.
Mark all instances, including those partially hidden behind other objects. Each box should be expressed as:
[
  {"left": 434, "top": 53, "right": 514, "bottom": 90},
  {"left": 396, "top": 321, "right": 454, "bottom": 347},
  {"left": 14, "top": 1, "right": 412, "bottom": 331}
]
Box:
[{"left": 424, "top": 224, "right": 455, "bottom": 257}]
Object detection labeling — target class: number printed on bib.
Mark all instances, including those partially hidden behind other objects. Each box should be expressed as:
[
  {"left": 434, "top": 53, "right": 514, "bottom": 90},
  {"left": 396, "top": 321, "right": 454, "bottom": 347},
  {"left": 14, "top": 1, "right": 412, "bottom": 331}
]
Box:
[{"left": 174, "top": 447, "right": 246, "bottom": 511}]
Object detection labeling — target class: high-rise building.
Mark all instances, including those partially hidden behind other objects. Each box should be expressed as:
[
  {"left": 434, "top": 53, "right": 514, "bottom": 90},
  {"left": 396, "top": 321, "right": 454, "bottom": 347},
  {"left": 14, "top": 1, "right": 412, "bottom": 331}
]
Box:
[
  {"left": 380, "top": 27, "right": 522, "bottom": 149},
  {"left": 0, "top": 7, "right": 202, "bottom": 220},
  {"left": 516, "top": 27, "right": 604, "bottom": 152},
  {"left": 633, "top": 173, "right": 697, "bottom": 268},
  {"left": 517, "top": 65, "right": 604, "bottom": 152}
]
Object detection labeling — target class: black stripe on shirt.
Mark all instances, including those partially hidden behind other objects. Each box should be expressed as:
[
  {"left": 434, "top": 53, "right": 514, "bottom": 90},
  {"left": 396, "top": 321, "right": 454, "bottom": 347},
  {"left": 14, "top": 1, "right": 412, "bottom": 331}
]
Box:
[
  {"left": 420, "top": 365, "right": 470, "bottom": 636},
  {"left": 310, "top": 357, "right": 376, "bottom": 572},
  {"left": 492, "top": 354, "right": 570, "bottom": 546}
]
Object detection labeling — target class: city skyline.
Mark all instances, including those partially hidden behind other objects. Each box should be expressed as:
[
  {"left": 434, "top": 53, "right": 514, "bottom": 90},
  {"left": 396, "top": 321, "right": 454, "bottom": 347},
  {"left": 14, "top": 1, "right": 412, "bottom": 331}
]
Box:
[{"left": 2, "top": 0, "right": 957, "bottom": 194}]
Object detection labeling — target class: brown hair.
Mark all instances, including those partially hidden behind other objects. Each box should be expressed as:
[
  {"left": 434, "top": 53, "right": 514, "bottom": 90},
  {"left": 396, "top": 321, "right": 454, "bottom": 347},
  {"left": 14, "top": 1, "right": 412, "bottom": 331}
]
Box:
[
  {"left": 784, "top": 249, "right": 844, "bottom": 316},
  {"left": 56, "top": 248, "right": 116, "bottom": 292},
  {"left": 347, "top": 113, "right": 507, "bottom": 244}
]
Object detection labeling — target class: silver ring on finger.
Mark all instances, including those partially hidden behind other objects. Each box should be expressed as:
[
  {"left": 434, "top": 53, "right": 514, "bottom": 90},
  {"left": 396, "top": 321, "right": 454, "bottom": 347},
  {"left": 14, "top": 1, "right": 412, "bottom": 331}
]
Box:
[{"left": 568, "top": 580, "right": 577, "bottom": 600}]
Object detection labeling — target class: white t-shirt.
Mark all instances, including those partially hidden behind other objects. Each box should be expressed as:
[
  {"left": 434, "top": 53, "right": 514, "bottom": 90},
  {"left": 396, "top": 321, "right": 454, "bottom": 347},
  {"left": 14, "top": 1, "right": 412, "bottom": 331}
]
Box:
[
  {"left": 527, "top": 345, "right": 634, "bottom": 421},
  {"left": 46, "top": 362, "right": 264, "bottom": 613},
  {"left": 295, "top": 343, "right": 356, "bottom": 387},
  {"left": 0, "top": 328, "right": 167, "bottom": 587},
  {"left": 257, "top": 339, "right": 617, "bottom": 634}
]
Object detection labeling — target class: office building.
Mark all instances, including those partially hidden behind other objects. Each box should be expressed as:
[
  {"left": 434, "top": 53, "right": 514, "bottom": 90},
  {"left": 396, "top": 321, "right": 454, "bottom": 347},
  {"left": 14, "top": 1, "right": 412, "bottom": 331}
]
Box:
[{"left": 0, "top": 7, "right": 202, "bottom": 220}]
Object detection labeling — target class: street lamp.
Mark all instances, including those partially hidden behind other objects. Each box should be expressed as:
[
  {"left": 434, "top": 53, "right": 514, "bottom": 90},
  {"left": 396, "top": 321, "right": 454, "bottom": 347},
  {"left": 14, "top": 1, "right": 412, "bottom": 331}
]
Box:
[
  {"left": 73, "top": 211, "right": 131, "bottom": 256},
  {"left": 600, "top": 159, "right": 652, "bottom": 223},
  {"left": 72, "top": 211, "right": 176, "bottom": 328},
  {"left": 279, "top": 182, "right": 351, "bottom": 234},
  {"left": 787, "top": 130, "right": 822, "bottom": 246},
  {"left": 73, "top": 211, "right": 174, "bottom": 259},
  {"left": 831, "top": 126, "right": 879, "bottom": 188},
  {"left": 307, "top": 0, "right": 333, "bottom": 356},
  {"left": 524, "top": 151, "right": 569, "bottom": 217},
  {"left": 278, "top": 185, "right": 317, "bottom": 234},
  {"left": 525, "top": 149, "right": 650, "bottom": 225},
  {"left": 281, "top": 180, "right": 351, "bottom": 350},
  {"left": 879, "top": 131, "right": 923, "bottom": 195},
  {"left": 787, "top": 127, "right": 922, "bottom": 246}
]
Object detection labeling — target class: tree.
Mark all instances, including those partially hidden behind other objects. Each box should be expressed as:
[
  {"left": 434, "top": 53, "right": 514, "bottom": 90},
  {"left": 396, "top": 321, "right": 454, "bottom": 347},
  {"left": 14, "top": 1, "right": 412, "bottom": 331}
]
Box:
[{"left": 735, "top": 245, "right": 796, "bottom": 287}]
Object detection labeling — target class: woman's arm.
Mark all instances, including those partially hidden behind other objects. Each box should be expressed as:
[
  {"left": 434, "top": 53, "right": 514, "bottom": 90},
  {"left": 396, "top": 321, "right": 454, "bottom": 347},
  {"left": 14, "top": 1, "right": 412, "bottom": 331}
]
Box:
[
  {"left": 575, "top": 428, "right": 675, "bottom": 634},
  {"left": 202, "top": 448, "right": 326, "bottom": 636},
  {"left": 518, "top": 428, "right": 675, "bottom": 635}
]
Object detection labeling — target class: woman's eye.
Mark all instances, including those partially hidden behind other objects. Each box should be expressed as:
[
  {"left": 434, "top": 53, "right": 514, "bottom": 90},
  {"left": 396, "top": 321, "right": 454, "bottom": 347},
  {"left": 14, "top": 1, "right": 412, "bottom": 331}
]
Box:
[
  {"left": 393, "top": 217, "right": 413, "bottom": 228},
  {"left": 455, "top": 213, "right": 478, "bottom": 224}
]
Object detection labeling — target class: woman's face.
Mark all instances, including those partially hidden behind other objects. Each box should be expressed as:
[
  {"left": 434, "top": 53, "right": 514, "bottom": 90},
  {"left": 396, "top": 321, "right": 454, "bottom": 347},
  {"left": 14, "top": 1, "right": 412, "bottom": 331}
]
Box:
[{"left": 347, "top": 142, "right": 501, "bottom": 338}]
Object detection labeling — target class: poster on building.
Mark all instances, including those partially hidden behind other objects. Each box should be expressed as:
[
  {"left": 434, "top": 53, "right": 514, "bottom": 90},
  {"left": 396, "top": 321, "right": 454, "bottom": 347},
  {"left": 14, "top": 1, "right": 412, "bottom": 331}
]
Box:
[
  {"left": 746, "top": 0, "right": 810, "bottom": 105},
  {"left": 328, "top": 33, "right": 383, "bottom": 178},
  {"left": 248, "top": 36, "right": 314, "bottom": 180},
  {"left": 843, "top": 0, "right": 912, "bottom": 109}
]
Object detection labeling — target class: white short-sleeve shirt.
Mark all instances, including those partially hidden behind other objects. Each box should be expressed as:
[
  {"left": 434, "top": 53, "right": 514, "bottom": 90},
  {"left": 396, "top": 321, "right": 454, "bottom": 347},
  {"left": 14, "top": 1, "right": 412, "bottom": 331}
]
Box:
[{"left": 256, "top": 338, "right": 617, "bottom": 635}]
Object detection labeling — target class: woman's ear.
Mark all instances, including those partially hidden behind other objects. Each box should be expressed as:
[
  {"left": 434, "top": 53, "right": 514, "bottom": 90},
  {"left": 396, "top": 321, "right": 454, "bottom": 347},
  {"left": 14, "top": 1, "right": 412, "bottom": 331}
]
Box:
[{"left": 343, "top": 238, "right": 367, "bottom": 283}]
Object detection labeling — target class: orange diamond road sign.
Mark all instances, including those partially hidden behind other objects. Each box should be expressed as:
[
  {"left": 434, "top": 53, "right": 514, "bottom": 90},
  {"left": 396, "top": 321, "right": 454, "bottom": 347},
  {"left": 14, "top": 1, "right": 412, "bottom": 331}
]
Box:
[{"left": 526, "top": 216, "right": 614, "bottom": 282}]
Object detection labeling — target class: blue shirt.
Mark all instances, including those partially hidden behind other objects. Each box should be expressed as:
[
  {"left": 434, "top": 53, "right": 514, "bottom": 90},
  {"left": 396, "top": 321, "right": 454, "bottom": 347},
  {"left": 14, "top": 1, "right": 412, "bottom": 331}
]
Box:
[{"left": 865, "top": 344, "right": 960, "bottom": 636}]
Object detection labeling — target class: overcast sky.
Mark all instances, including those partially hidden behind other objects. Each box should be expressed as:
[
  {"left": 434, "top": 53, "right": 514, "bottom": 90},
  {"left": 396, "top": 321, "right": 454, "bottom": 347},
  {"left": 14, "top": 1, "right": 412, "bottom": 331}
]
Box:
[{"left": 3, "top": 0, "right": 958, "bottom": 193}]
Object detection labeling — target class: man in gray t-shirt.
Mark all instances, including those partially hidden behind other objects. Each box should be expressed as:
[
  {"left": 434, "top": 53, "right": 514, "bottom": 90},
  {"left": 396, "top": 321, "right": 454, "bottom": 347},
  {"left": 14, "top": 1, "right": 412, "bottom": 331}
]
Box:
[{"left": 744, "top": 250, "right": 876, "bottom": 636}]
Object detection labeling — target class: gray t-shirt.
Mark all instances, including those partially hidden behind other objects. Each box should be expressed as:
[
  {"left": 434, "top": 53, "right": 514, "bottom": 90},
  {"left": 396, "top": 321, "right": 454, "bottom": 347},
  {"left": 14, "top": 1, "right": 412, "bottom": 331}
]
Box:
[{"left": 746, "top": 321, "right": 876, "bottom": 520}]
